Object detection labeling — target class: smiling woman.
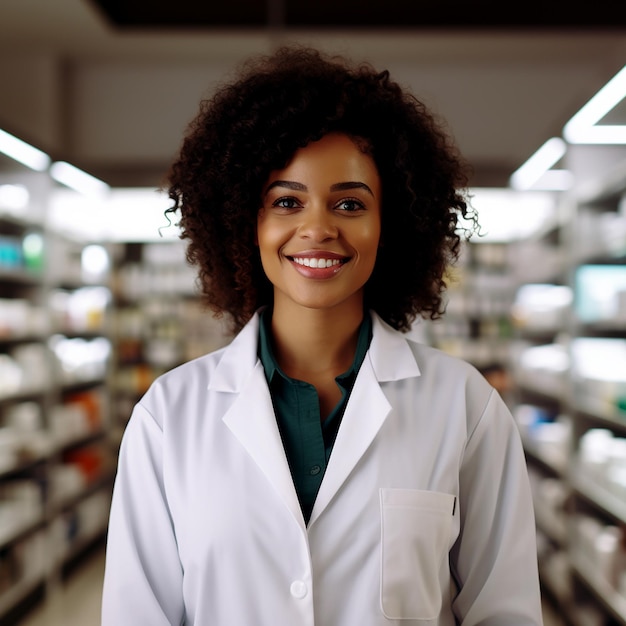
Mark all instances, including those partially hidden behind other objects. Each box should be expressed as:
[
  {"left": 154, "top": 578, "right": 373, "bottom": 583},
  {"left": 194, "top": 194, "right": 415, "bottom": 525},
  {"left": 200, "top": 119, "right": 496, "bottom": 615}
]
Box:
[{"left": 101, "top": 45, "right": 544, "bottom": 626}]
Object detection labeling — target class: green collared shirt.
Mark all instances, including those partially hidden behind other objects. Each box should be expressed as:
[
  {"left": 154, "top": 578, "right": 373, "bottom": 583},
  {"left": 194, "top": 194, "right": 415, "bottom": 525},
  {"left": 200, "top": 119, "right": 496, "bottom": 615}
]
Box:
[{"left": 258, "top": 308, "right": 373, "bottom": 524}]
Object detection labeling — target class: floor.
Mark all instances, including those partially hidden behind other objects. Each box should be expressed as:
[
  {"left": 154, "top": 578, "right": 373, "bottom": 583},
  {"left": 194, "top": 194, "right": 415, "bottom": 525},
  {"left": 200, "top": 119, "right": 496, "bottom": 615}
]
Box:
[
  {"left": 15, "top": 547, "right": 563, "bottom": 626},
  {"left": 17, "top": 547, "right": 105, "bottom": 626}
]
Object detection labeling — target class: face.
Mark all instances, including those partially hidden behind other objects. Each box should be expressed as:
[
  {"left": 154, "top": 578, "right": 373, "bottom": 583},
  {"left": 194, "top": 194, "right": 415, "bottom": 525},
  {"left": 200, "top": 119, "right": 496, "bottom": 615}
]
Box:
[{"left": 257, "top": 132, "right": 382, "bottom": 316}]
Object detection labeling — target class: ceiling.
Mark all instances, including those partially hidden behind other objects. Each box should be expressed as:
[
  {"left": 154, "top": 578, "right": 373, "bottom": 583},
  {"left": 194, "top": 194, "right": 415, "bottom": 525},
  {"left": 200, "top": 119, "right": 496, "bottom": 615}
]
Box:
[
  {"left": 90, "top": 0, "right": 626, "bottom": 30},
  {"left": 0, "top": 0, "right": 626, "bottom": 189}
]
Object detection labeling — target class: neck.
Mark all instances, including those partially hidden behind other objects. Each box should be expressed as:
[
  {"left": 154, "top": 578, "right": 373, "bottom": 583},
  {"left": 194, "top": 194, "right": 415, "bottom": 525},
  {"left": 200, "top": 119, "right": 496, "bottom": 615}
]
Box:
[{"left": 269, "top": 301, "right": 365, "bottom": 380}]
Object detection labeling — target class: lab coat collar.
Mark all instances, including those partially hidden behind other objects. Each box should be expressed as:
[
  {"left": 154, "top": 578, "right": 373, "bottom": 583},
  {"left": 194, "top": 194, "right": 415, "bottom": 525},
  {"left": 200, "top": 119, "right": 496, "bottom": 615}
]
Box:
[
  {"left": 368, "top": 312, "right": 421, "bottom": 381},
  {"left": 209, "top": 309, "right": 421, "bottom": 392},
  {"left": 208, "top": 311, "right": 263, "bottom": 393}
]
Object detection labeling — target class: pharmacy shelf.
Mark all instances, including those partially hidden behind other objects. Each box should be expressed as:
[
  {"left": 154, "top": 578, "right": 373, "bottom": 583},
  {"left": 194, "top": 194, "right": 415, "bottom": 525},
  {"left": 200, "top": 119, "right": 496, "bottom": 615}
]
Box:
[
  {"left": 534, "top": 507, "right": 568, "bottom": 548},
  {"left": 0, "top": 516, "right": 46, "bottom": 552},
  {"left": 571, "top": 468, "right": 626, "bottom": 526},
  {"left": 522, "top": 437, "right": 567, "bottom": 477},
  {"left": 0, "top": 163, "right": 116, "bottom": 621},
  {"left": 50, "top": 470, "right": 115, "bottom": 517},
  {"left": 483, "top": 149, "right": 626, "bottom": 625},
  {"left": 571, "top": 557, "right": 626, "bottom": 626}
]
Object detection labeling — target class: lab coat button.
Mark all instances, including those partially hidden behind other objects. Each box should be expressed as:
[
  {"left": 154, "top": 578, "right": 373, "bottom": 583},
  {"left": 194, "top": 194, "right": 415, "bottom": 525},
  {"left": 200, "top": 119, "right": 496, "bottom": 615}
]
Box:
[{"left": 290, "top": 580, "right": 308, "bottom": 598}]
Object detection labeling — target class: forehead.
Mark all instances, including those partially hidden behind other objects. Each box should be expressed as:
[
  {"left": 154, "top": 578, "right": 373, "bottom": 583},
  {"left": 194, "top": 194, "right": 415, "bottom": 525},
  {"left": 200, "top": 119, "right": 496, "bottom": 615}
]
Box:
[{"left": 267, "top": 133, "right": 380, "bottom": 187}]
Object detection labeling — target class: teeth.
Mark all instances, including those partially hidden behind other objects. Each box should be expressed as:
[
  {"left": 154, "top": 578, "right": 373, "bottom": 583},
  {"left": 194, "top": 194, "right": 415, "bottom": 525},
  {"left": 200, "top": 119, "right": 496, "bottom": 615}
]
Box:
[{"left": 293, "top": 257, "right": 342, "bottom": 268}]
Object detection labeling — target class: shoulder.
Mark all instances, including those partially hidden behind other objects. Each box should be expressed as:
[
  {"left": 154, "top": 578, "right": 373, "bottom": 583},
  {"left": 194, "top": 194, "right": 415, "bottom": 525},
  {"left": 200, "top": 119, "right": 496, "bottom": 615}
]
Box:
[
  {"left": 137, "top": 311, "right": 262, "bottom": 422},
  {"left": 137, "top": 347, "right": 228, "bottom": 416},
  {"left": 407, "top": 341, "right": 516, "bottom": 443},
  {"left": 160, "top": 345, "right": 230, "bottom": 386},
  {"left": 370, "top": 312, "right": 488, "bottom": 388},
  {"left": 409, "top": 339, "right": 486, "bottom": 383},
  {"left": 370, "top": 314, "right": 498, "bottom": 426},
  {"left": 409, "top": 340, "right": 494, "bottom": 405}
]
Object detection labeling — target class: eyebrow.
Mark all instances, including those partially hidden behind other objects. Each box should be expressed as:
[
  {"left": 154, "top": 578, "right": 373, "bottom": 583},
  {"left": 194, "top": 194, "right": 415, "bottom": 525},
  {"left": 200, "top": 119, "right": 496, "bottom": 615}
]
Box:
[
  {"left": 264, "top": 180, "right": 374, "bottom": 197},
  {"left": 331, "top": 181, "right": 374, "bottom": 196}
]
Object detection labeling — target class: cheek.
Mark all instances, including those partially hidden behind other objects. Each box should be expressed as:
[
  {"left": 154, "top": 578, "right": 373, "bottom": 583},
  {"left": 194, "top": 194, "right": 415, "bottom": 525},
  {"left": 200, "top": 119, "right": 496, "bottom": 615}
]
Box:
[
  {"left": 256, "top": 219, "right": 285, "bottom": 260},
  {"left": 359, "top": 223, "right": 382, "bottom": 255}
]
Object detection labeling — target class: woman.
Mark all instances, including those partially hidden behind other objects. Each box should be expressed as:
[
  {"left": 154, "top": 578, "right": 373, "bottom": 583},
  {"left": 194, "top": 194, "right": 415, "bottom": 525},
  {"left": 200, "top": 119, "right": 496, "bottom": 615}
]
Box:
[{"left": 102, "top": 46, "right": 543, "bottom": 625}]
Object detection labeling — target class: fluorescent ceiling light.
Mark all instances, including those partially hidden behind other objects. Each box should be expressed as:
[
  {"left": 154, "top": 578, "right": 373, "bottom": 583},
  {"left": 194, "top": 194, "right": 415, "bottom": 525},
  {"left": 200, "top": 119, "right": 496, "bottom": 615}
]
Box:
[
  {"left": 461, "top": 188, "right": 556, "bottom": 242},
  {"left": 509, "top": 137, "right": 569, "bottom": 190},
  {"left": 563, "top": 65, "right": 626, "bottom": 144},
  {"left": 50, "top": 161, "right": 110, "bottom": 198},
  {"left": 49, "top": 187, "right": 177, "bottom": 241},
  {"left": 0, "top": 129, "right": 51, "bottom": 171},
  {"left": 562, "top": 125, "right": 626, "bottom": 144},
  {"left": 524, "top": 169, "right": 574, "bottom": 192}
]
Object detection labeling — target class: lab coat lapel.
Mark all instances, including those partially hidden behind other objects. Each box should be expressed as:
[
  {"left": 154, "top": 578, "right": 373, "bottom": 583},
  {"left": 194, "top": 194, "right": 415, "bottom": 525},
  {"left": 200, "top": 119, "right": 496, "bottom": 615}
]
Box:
[
  {"left": 308, "top": 356, "right": 390, "bottom": 525},
  {"left": 213, "top": 313, "right": 305, "bottom": 530},
  {"left": 222, "top": 365, "right": 304, "bottom": 528},
  {"left": 308, "top": 313, "right": 421, "bottom": 526}
]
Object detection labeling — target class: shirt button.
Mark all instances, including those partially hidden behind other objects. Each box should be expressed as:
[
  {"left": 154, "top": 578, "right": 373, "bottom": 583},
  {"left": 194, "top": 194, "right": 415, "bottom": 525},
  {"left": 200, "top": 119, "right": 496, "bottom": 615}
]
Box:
[
  {"left": 290, "top": 580, "right": 308, "bottom": 598},
  {"left": 309, "top": 465, "right": 321, "bottom": 475}
]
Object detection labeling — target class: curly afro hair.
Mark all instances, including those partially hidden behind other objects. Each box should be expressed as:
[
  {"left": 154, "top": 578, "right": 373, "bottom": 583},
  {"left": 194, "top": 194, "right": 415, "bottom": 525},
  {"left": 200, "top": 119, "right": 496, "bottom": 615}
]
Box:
[{"left": 165, "top": 45, "right": 477, "bottom": 334}]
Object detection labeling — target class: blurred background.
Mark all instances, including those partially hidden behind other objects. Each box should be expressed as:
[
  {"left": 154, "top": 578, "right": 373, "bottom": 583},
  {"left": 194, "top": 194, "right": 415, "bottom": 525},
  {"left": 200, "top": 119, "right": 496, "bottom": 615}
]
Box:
[{"left": 0, "top": 1, "right": 626, "bottom": 624}]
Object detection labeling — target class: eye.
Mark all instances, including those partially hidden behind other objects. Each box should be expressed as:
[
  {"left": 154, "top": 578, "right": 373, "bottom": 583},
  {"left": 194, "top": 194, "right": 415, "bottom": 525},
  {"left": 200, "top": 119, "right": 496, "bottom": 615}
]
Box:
[
  {"left": 336, "top": 198, "right": 366, "bottom": 213},
  {"left": 272, "top": 196, "right": 302, "bottom": 210}
]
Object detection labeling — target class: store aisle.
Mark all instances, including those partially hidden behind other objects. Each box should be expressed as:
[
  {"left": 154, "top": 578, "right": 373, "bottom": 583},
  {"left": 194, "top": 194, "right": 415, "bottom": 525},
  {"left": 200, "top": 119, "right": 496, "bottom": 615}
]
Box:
[{"left": 16, "top": 543, "right": 563, "bottom": 626}]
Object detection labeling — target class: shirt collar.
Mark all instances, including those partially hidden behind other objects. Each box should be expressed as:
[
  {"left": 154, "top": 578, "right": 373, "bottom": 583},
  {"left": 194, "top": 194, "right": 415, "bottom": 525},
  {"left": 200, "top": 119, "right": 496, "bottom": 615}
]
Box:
[{"left": 258, "top": 307, "right": 280, "bottom": 384}]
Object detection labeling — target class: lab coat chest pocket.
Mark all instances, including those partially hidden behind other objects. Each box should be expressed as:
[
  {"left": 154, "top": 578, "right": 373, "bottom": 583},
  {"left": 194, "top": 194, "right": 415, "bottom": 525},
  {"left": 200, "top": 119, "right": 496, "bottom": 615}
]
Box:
[{"left": 379, "top": 488, "right": 456, "bottom": 621}]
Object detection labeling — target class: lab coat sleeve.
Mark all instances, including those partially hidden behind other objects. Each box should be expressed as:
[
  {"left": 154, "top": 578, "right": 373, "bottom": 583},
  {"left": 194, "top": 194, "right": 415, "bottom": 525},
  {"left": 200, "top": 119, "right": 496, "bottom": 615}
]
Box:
[
  {"left": 101, "top": 402, "right": 185, "bottom": 626},
  {"left": 451, "top": 389, "right": 543, "bottom": 626}
]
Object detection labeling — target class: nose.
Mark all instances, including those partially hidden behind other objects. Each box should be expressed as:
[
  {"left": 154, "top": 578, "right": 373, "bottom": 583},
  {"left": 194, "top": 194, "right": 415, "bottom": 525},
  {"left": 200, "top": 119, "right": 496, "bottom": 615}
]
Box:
[{"left": 298, "top": 205, "right": 338, "bottom": 242}]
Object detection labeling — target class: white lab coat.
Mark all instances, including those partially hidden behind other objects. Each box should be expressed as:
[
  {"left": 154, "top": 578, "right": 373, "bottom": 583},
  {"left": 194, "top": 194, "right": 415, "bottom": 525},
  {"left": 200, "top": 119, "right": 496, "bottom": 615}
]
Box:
[{"left": 102, "top": 311, "right": 543, "bottom": 626}]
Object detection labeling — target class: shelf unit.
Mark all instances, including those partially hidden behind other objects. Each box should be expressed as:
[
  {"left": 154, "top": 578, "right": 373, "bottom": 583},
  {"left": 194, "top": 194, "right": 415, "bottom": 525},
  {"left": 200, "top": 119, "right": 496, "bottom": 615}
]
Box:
[
  {"left": 564, "top": 156, "right": 626, "bottom": 626},
  {"left": 509, "top": 152, "right": 626, "bottom": 626},
  {"left": 0, "top": 159, "right": 115, "bottom": 622},
  {"left": 43, "top": 230, "right": 116, "bottom": 583}
]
